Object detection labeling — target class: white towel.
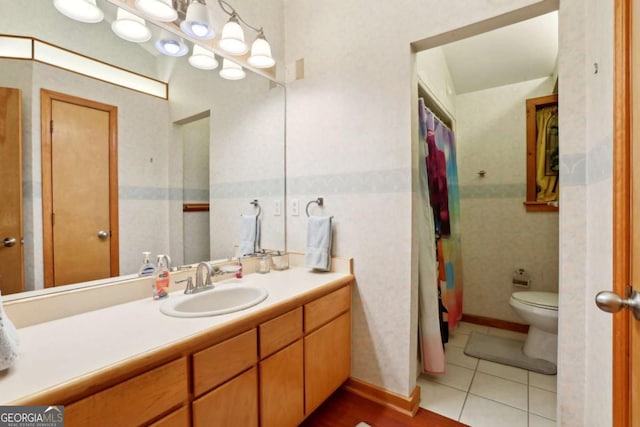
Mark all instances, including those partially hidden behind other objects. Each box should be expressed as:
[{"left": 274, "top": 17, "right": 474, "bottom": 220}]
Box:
[
  {"left": 305, "top": 216, "right": 332, "bottom": 271},
  {"left": 0, "top": 292, "right": 19, "bottom": 371},
  {"left": 238, "top": 214, "right": 260, "bottom": 257}
]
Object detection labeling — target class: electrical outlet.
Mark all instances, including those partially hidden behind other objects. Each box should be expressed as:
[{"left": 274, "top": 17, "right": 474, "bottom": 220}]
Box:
[
  {"left": 291, "top": 199, "right": 299, "bottom": 216},
  {"left": 274, "top": 200, "right": 281, "bottom": 216}
]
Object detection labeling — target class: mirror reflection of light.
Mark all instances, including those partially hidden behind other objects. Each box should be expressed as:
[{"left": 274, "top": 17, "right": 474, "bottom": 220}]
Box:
[
  {"left": 155, "top": 38, "right": 188, "bottom": 57},
  {"left": 134, "top": 0, "right": 178, "bottom": 22},
  {"left": 112, "top": 8, "right": 152, "bottom": 43},
  {"left": 53, "top": 0, "right": 104, "bottom": 23},
  {"left": 219, "top": 58, "right": 245, "bottom": 80},
  {"left": 188, "top": 45, "right": 219, "bottom": 70}
]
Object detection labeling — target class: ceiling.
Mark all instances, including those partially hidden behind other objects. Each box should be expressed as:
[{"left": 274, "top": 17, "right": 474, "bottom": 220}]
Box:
[{"left": 441, "top": 11, "right": 558, "bottom": 94}]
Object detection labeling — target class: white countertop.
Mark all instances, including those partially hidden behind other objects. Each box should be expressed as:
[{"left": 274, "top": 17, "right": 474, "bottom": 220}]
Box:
[{"left": 0, "top": 268, "right": 350, "bottom": 404}]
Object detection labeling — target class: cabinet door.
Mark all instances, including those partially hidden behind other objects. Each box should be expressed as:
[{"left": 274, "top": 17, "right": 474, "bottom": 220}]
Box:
[
  {"left": 304, "top": 311, "right": 351, "bottom": 414},
  {"left": 192, "top": 367, "right": 258, "bottom": 427},
  {"left": 260, "top": 340, "right": 304, "bottom": 427}
]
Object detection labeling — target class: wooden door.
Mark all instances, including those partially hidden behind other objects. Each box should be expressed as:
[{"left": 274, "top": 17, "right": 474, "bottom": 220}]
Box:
[
  {"left": 41, "top": 90, "right": 119, "bottom": 287},
  {"left": 0, "top": 87, "right": 24, "bottom": 295},
  {"left": 613, "top": 0, "right": 639, "bottom": 425}
]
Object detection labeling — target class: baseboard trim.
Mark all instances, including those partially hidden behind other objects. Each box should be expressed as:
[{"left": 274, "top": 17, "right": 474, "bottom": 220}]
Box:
[
  {"left": 342, "top": 377, "right": 421, "bottom": 416},
  {"left": 462, "top": 313, "right": 529, "bottom": 333}
]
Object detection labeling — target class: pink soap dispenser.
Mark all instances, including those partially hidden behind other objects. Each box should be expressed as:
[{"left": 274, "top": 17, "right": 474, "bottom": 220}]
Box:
[{"left": 235, "top": 258, "right": 243, "bottom": 279}]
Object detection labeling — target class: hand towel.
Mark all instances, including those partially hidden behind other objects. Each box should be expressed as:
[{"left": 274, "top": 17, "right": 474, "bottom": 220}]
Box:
[
  {"left": 305, "top": 216, "right": 332, "bottom": 271},
  {"left": 0, "top": 292, "right": 19, "bottom": 371},
  {"left": 238, "top": 214, "right": 259, "bottom": 257}
]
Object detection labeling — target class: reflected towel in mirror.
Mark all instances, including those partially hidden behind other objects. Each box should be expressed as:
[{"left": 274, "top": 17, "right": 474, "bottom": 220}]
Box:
[
  {"left": 305, "top": 216, "right": 332, "bottom": 271},
  {"left": 238, "top": 214, "right": 260, "bottom": 257},
  {"left": 0, "top": 292, "right": 19, "bottom": 370}
]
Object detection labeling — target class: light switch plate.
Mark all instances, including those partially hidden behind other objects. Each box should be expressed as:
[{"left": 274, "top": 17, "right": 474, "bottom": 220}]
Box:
[
  {"left": 274, "top": 200, "right": 281, "bottom": 216},
  {"left": 291, "top": 199, "right": 299, "bottom": 216}
]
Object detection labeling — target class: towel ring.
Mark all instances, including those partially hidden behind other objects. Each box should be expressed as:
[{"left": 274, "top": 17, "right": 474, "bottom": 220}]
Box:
[
  {"left": 250, "top": 199, "right": 261, "bottom": 217},
  {"left": 305, "top": 197, "right": 324, "bottom": 217}
]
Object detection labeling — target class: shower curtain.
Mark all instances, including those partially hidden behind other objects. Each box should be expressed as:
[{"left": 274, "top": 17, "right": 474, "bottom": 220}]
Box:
[{"left": 418, "top": 98, "right": 464, "bottom": 374}]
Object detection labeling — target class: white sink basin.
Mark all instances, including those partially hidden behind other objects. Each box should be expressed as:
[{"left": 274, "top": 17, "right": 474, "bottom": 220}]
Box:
[{"left": 160, "top": 284, "right": 268, "bottom": 318}]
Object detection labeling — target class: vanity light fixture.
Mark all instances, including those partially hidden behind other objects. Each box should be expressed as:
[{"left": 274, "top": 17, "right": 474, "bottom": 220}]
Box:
[
  {"left": 188, "top": 45, "right": 219, "bottom": 70},
  {"left": 219, "top": 58, "right": 245, "bottom": 80},
  {"left": 248, "top": 30, "right": 275, "bottom": 69},
  {"left": 219, "top": 12, "right": 247, "bottom": 55},
  {"left": 155, "top": 31, "right": 188, "bottom": 56},
  {"left": 180, "top": 0, "right": 216, "bottom": 40},
  {"left": 111, "top": 8, "right": 152, "bottom": 43},
  {"left": 53, "top": 0, "right": 104, "bottom": 23},
  {"left": 134, "top": 0, "right": 178, "bottom": 22},
  {"left": 216, "top": 0, "right": 274, "bottom": 67}
]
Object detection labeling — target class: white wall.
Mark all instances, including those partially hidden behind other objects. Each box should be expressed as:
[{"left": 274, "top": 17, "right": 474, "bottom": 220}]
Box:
[
  {"left": 456, "top": 77, "right": 559, "bottom": 323},
  {"left": 558, "top": 0, "right": 613, "bottom": 425},
  {"left": 285, "top": 0, "right": 613, "bottom": 425},
  {"left": 284, "top": 0, "right": 552, "bottom": 398}
]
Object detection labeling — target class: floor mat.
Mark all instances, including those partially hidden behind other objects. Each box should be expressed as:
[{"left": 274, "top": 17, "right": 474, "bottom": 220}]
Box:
[{"left": 463, "top": 331, "right": 556, "bottom": 375}]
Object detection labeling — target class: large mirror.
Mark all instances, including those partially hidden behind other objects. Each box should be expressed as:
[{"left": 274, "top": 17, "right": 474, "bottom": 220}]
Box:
[{"left": 0, "top": 0, "right": 285, "bottom": 297}]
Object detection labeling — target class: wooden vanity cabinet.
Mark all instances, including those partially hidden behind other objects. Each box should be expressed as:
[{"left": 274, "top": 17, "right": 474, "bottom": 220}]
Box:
[{"left": 61, "top": 282, "right": 352, "bottom": 427}]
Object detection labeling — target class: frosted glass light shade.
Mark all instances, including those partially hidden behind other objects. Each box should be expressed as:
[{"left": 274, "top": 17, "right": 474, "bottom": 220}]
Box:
[
  {"left": 219, "top": 17, "right": 247, "bottom": 55},
  {"left": 219, "top": 59, "right": 245, "bottom": 80},
  {"left": 112, "top": 8, "right": 151, "bottom": 43},
  {"left": 53, "top": 0, "right": 104, "bottom": 23},
  {"left": 188, "top": 45, "right": 218, "bottom": 70},
  {"left": 248, "top": 36, "right": 275, "bottom": 68},
  {"left": 155, "top": 37, "right": 188, "bottom": 56},
  {"left": 134, "top": 0, "right": 177, "bottom": 22},
  {"left": 180, "top": 1, "right": 215, "bottom": 39}
]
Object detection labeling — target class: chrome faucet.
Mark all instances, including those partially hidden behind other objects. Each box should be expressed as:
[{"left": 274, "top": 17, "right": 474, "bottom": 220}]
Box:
[{"left": 195, "top": 262, "right": 213, "bottom": 290}]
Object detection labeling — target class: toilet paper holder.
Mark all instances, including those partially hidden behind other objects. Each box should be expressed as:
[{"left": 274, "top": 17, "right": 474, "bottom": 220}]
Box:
[{"left": 512, "top": 268, "right": 531, "bottom": 287}]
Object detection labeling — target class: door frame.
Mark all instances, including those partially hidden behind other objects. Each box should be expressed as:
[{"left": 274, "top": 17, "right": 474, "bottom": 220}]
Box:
[
  {"left": 613, "top": 0, "right": 632, "bottom": 425},
  {"left": 40, "top": 89, "right": 119, "bottom": 288}
]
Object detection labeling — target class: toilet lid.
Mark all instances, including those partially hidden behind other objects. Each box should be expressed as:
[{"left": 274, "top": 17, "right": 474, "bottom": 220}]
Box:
[{"left": 512, "top": 291, "right": 558, "bottom": 310}]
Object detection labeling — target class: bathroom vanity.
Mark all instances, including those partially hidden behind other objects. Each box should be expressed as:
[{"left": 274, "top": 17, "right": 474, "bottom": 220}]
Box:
[{"left": 1, "top": 256, "right": 354, "bottom": 427}]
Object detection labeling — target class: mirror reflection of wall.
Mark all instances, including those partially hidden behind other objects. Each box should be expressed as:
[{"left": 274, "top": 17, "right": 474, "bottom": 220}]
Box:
[
  {"left": 181, "top": 116, "right": 211, "bottom": 265},
  {"left": 0, "top": 0, "right": 285, "bottom": 296},
  {"left": 416, "top": 11, "right": 559, "bottom": 324}
]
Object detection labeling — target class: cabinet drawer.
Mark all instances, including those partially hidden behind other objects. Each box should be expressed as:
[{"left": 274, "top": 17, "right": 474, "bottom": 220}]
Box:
[
  {"left": 65, "top": 357, "right": 188, "bottom": 427},
  {"left": 192, "top": 366, "right": 258, "bottom": 427},
  {"left": 149, "top": 405, "right": 189, "bottom": 427},
  {"left": 304, "top": 285, "right": 351, "bottom": 332},
  {"left": 259, "top": 307, "right": 303, "bottom": 358},
  {"left": 193, "top": 328, "right": 257, "bottom": 396}
]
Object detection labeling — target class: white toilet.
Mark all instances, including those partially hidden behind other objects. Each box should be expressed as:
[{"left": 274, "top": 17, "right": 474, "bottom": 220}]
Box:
[{"left": 509, "top": 291, "right": 559, "bottom": 365}]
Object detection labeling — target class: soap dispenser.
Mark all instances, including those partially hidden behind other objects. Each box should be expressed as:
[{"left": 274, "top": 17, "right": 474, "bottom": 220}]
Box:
[
  {"left": 138, "top": 251, "right": 155, "bottom": 277},
  {"left": 152, "top": 255, "right": 170, "bottom": 299}
]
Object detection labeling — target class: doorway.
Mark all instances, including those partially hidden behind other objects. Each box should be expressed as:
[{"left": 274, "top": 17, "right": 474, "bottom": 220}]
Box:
[
  {"left": 0, "top": 87, "right": 24, "bottom": 295},
  {"left": 40, "top": 89, "right": 119, "bottom": 287}
]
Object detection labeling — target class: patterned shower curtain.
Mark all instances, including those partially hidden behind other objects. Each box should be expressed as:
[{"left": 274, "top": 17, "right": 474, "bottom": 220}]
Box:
[{"left": 418, "top": 99, "right": 465, "bottom": 373}]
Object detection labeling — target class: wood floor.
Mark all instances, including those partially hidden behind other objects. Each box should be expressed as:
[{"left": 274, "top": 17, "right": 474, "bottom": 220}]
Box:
[{"left": 301, "top": 388, "right": 468, "bottom": 427}]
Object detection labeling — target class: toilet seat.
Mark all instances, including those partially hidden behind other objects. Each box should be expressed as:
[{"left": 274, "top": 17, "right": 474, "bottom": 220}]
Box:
[{"left": 511, "top": 291, "right": 558, "bottom": 311}]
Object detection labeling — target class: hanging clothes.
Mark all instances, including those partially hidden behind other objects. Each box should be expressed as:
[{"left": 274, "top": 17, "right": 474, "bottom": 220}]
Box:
[{"left": 417, "top": 98, "right": 445, "bottom": 374}]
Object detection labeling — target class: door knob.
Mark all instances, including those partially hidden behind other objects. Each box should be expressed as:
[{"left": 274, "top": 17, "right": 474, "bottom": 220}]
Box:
[
  {"left": 595, "top": 289, "right": 640, "bottom": 320},
  {"left": 2, "top": 237, "right": 16, "bottom": 247},
  {"left": 97, "top": 230, "right": 109, "bottom": 239}
]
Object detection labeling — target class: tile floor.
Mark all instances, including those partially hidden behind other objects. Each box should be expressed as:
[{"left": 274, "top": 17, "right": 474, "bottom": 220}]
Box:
[{"left": 417, "top": 321, "right": 557, "bottom": 427}]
